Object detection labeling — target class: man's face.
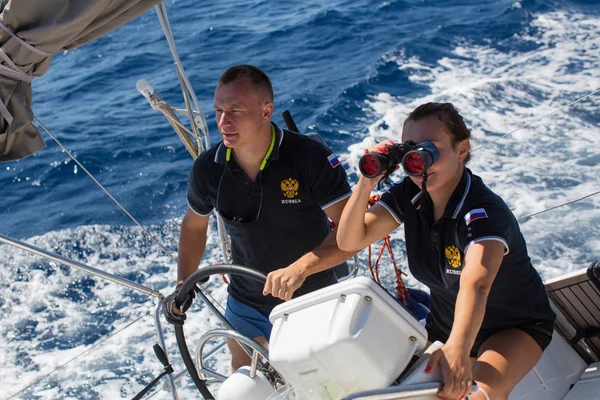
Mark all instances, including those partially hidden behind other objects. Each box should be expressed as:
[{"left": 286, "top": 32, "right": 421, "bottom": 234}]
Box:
[{"left": 214, "top": 78, "right": 271, "bottom": 149}]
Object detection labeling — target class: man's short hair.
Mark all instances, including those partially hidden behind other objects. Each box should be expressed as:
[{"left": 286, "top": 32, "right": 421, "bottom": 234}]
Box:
[{"left": 218, "top": 64, "right": 274, "bottom": 103}]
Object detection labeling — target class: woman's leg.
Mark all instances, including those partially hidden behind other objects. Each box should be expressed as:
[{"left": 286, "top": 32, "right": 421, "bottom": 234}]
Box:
[{"left": 470, "top": 329, "right": 542, "bottom": 400}]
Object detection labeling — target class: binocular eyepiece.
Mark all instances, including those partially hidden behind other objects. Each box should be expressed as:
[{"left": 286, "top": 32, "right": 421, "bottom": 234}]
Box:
[{"left": 359, "top": 140, "right": 439, "bottom": 178}]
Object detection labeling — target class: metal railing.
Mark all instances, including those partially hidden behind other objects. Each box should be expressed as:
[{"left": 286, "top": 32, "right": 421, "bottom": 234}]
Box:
[
  {"left": 343, "top": 383, "right": 479, "bottom": 400},
  {"left": 0, "top": 233, "right": 162, "bottom": 297},
  {"left": 0, "top": 233, "right": 234, "bottom": 400}
]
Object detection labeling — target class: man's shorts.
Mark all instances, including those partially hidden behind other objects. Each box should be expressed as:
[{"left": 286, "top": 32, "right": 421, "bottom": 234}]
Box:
[{"left": 224, "top": 295, "right": 273, "bottom": 341}]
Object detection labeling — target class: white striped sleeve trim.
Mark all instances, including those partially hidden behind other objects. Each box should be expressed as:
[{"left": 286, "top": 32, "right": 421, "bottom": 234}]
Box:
[
  {"left": 322, "top": 191, "right": 352, "bottom": 210},
  {"left": 187, "top": 200, "right": 213, "bottom": 217},
  {"left": 464, "top": 236, "right": 509, "bottom": 255},
  {"left": 378, "top": 200, "right": 402, "bottom": 225}
]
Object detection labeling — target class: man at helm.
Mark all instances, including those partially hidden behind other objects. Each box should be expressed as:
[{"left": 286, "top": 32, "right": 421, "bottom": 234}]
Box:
[{"left": 164, "top": 64, "right": 354, "bottom": 370}]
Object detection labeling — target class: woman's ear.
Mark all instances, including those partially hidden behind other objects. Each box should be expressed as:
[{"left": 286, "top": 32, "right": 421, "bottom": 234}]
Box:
[{"left": 457, "top": 139, "right": 470, "bottom": 163}]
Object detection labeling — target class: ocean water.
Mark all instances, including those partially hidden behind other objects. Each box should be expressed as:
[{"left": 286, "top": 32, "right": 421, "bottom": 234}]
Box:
[{"left": 1, "top": 0, "right": 599, "bottom": 398}]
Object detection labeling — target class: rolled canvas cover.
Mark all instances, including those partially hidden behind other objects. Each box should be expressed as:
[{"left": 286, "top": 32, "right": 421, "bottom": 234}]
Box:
[{"left": 0, "top": 0, "right": 162, "bottom": 162}]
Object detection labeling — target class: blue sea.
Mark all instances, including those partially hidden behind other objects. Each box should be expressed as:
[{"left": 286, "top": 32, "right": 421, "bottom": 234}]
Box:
[{"left": 1, "top": 0, "right": 599, "bottom": 398}]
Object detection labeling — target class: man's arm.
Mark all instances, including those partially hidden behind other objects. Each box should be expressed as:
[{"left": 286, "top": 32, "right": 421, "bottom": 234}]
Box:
[
  {"left": 177, "top": 208, "right": 211, "bottom": 285},
  {"left": 263, "top": 198, "right": 356, "bottom": 301},
  {"left": 163, "top": 207, "right": 211, "bottom": 324}
]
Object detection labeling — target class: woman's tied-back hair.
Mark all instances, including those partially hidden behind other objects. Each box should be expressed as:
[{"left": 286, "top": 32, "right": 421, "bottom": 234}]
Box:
[
  {"left": 218, "top": 64, "right": 274, "bottom": 103},
  {"left": 405, "top": 102, "right": 472, "bottom": 164}
]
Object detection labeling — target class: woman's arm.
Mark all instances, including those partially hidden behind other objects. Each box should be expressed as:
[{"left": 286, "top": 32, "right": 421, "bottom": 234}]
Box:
[
  {"left": 448, "top": 240, "right": 505, "bottom": 353},
  {"left": 428, "top": 239, "right": 506, "bottom": 400},
  {"left": 337, "top": 175, "right": 400, "bottom": 252}
]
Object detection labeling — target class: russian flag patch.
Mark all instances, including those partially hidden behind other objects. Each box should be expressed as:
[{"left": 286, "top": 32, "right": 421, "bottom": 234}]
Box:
[
  {"left": 464, "top": 208, "right": 488, "bottom": 225},
  {"left": 327, "top": 154, "right": 340, "bottom": 168}
]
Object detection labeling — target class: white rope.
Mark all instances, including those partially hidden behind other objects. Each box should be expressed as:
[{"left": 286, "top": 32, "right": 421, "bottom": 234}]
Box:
[
  {"left": 153, "top": 3, "right": 232, "bottom": 265},
  {"left": 162, "top": 106, "right": 198, "bottom": 138},
  {"left": 172, "top": 107, "right": 202, "bottom": 116}
]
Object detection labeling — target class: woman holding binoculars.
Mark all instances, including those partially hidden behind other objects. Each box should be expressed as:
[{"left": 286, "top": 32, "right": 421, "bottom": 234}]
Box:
[{"left": 337, "top": 102, "right": 555, "bottom": 400}]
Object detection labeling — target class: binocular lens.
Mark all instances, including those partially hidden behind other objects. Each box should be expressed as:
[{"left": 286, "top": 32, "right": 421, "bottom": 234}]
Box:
[
  {"left": 403, "top": 152, "right": 425, "bottom": 175},
  {"left": 360, "top": 154, "right": 382, "bottom": 177}
]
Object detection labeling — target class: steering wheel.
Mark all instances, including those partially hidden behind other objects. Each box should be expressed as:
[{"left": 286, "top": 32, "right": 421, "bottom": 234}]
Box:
[{"left": 173, "top": 264, "right": 272, "bottom": 399}]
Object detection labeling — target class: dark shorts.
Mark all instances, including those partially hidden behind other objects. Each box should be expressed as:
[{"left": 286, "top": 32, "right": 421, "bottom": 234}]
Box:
[
  {"left": 224, "top": 295, "right": 273, "bottom": 341},
  {"left": 425, "top": 316, "right": 554, "bottom": 358}
]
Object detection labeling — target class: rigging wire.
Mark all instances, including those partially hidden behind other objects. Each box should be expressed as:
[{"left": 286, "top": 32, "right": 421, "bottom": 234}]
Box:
[
  {"left": 469, "top": 88, "right": 600, "bottom": 220},
  {"left": 518, "top": 189, "right": 600, "bottom": 223},
  {"left": 34, "top": 117, "right": 225, "bottom": 313},
  {"left": 6, "top": 306, "right": 154, "bottom": 400},
  {"left": 155, "top": 3, "right": 209, "bottom": 151},
  {"left": 471, "top": 87, "right": 600, "bottom": 152}
]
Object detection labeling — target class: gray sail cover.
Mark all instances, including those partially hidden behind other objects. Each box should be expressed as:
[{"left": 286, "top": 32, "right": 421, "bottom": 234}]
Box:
[{"left": 0, "top": 0, "right": 163, "bottom": 162}]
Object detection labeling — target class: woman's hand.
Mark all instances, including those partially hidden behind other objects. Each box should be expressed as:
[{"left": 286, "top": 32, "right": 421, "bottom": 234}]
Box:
[
  {"left": 366, "top": 139, "right": 396, "bottom": 153},
  {"left": 358, "top": 139, "right": 399, "bottom": 187},
  {"left": 426, "top": 343, "right": 472, "bottom": 400},
  {"left": 337, "top": 138, "right": 402, "bottom": 252}
]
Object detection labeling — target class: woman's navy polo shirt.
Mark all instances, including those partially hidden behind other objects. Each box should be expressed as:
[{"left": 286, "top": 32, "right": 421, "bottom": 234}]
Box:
[
  {"left": 187, "top": 124, "right": 352, "bottom": 313},
  {"left": 379, "top": 169, "right": 555, "bottom": 335}
]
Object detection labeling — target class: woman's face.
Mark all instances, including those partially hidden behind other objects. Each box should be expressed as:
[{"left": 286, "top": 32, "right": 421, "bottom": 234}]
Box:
[{"left": 401, "top": 116, "right": 469, "bottom": 193}]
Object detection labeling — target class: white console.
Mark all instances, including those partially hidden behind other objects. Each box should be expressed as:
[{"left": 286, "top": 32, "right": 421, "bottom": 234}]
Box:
[{"left": 268, "top": 276, "right": 427, "bottom": 399}]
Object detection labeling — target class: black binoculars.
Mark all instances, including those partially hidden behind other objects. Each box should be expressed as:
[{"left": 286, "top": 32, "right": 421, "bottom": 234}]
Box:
[{"left": 358, "top": 140, "right": 439, "bottom": 178}]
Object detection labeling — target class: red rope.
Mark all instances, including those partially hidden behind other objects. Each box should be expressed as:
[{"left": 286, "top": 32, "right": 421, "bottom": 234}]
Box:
[
  {"left": 214, "top": 262, "right": 230, "bottom": 285},
  {"left": 367, "top": 195, "right": 409, "bottom": 303}
]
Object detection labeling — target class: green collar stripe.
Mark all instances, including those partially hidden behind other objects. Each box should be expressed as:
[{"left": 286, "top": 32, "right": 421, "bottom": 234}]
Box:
[{"left": 225, "top": 125, "right": 276, "bottom": 171}]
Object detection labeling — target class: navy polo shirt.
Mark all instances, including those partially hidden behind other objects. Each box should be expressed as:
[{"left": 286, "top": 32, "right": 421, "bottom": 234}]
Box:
[
  {"left": 187, "top": 124, "right": 352, "bottom": 313},
  {"left": 380, "top": 169, "right": 555, "bottom": 335}
]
